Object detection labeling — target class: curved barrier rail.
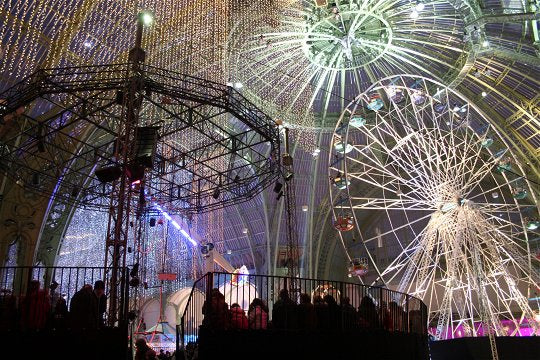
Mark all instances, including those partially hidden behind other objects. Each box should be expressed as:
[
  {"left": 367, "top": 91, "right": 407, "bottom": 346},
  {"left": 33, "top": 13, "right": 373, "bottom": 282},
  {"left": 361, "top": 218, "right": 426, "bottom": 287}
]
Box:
[{"left": 179, "top": 272, "right": 427, "bottom": 350}]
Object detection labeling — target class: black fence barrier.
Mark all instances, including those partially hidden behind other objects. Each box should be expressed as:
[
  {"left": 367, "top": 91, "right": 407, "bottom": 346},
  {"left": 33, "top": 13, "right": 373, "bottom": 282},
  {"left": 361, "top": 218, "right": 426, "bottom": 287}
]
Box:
[
  {"left": 0, "top": 266, "right": 129, "bottom": 331},
  {"left": 178, "top": 272, "right": 428, "bottom": 354}
]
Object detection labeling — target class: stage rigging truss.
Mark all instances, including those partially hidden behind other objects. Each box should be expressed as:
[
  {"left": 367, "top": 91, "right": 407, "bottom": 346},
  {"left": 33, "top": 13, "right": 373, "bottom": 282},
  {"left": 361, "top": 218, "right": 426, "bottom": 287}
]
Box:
[{"left": 0, "top": 63, "right": 281, "bottom": 214}]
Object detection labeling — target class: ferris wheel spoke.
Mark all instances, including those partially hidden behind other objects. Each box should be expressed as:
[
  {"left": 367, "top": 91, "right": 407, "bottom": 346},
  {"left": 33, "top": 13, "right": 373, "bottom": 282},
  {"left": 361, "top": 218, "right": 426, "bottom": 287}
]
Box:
[
  {"left": 331, "top": 75, "right": 537, "bottom": 340},
  {"left": 486, "top": 231, "right": 539, "bottom": 283},
  {"left": 363, "top": 212, "right": 434, "bottom": 248},
  {"left": 350, "top": 136, "right": 441, "bottom": 198},
  {"left": 470, "top": 213, "right": 538, "bottom": 283},
  {"left": 381, "top": 227, "right": 432, "bottom": 292},
  {"left": 347, "top": 196, "right": 436, "bottom": 211},
  {"left": 473, "top": 202, "right": 525, "bottom": 214},
  {"left": 346, "top": 169, "right": 436, "bottom": 201},
  {"left": 346, "top": 146, "right": 403, "bottom": 181},
  {"left": 461, "top": 157, "right": 502, "bottom": 198},
  {"left": 466, "top": 177, "right": 522, "bottom": 203}
]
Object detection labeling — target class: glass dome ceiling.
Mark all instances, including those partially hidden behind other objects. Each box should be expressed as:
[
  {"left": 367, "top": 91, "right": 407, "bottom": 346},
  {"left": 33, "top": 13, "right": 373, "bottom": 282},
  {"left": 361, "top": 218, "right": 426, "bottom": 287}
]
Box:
[
  {"left": 0, "top": 0, "right": 538, "bottom": 278},
  {"left": 229, "top": 0, "right": 468, "bottom": 126}
]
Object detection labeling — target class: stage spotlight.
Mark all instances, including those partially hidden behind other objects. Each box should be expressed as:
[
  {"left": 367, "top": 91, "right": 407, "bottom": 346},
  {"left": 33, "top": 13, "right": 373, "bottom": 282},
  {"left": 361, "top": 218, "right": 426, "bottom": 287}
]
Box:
[
  {"left": 276, "top": 190, "right": 284, "bottom": 200},
  {"left": 273, "top": 181, "right": 283, "bottom": 193},
  {"left": 95, "top": 165, "right": 122, "bottom": 183},
  {"left": 212, "top": 189, "right": 220, "bottom": 199}
]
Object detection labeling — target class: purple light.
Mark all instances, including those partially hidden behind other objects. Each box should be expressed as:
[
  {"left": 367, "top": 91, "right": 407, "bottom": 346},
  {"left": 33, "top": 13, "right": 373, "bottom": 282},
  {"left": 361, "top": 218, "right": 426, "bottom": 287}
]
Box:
[
  {"left": 181, "top": 229, "right": 197, "bottom": 246},
  {"left": 154, "top": 204, "right": 197, "bottom": 246},
  {"left": 171, "top": 220, "right": 181, "bottom": 230}
]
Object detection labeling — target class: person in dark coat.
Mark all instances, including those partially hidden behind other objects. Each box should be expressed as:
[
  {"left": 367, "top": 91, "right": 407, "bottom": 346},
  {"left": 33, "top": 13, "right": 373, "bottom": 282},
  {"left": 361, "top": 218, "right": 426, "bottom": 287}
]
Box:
[
  {"left": 69, "top": 284, "right": 94, "bottom": 329},
  {"left": 92, "top": 280, "right": 107, "bottom": 328},
  {"left": 51, "top": 297, "right": 69, "bottom": 330},
  {"left": 135, "top": 338, "right": 156, "bottom": 360},
  {"left": 341, "top": 297, "right": 357, "bottom": 330},
  {"left": 297, "top": 293, "right": 317, "bottom": 330},
  {"left": 323, "top": 294, "right": 341, "bottom": 329},
  {"left": 358, "top": 295, "right": 379, "bottom": 329},
  {"left": 388, "top": 301, "right": 405, "bottom": 332},
  {"left": 0, "top": 289, "right": 18, "bottom": 330},
  {"left": 271, "top": 289, "right": 297, "bottom": 330},
  {"left": 313, "top": 295, "right": 329, "bottom": 329}
]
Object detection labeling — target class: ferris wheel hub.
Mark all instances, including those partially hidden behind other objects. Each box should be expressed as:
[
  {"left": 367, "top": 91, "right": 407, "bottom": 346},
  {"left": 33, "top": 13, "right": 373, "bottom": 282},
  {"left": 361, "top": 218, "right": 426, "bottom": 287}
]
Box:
[{"left": 329, "top": 75, "right": 539, "bottom": 340}]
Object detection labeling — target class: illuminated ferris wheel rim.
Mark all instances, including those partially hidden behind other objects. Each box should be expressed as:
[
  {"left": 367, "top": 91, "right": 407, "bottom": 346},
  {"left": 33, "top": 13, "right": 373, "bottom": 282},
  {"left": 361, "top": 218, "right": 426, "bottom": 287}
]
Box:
[
  {"left": 328, "top": 74, "right": 539, "bottom": 275},
  {"left": 327, "top": 75, "right": 540, "bottom": 340}
]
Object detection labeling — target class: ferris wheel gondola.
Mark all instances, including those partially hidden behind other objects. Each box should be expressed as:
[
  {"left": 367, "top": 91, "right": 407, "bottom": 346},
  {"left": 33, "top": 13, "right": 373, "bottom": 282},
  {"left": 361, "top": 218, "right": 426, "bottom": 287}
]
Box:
[{"left": 329, "top": 75, "right": 540, "bottom": 340}]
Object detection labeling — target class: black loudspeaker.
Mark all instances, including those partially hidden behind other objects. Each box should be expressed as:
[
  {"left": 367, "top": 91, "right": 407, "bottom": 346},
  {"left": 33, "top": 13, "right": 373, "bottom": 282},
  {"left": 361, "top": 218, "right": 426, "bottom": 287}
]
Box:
[
  {"left": 134, "top": 126, "right": 159, "bottom": 168},
  {"left": 149, "top": 218, "right": 156, "bottom": 227},
  {"left": 95, "top": 165, "right": 122, "bottom": 183},
  {"left": 273, "top": 181, "right": 283, "bottom": 193},
  {"left": 212, "top": 189, "right": 220, "bottom": 199}
]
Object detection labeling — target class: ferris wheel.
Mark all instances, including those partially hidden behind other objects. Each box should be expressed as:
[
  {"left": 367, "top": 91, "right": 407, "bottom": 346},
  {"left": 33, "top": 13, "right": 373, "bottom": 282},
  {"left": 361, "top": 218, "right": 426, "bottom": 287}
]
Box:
[{"left": 328, "top": 75, "right": 540, "bottom": 340}]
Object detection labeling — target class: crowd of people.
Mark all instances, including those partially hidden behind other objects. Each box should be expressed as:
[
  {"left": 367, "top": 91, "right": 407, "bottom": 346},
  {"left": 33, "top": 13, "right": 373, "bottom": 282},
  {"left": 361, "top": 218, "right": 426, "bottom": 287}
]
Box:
[
  {"left": 201, "top": 288, "right": 269, "bottom": 330},
  {"left": 201, "top": 288, "right": 424, "bottom": 333},
  {"left": 135, "top": 338, "right": 177, "bottom": 360},
  {"left": 0, "top": 279, "right": 108, "bottom": 331}
]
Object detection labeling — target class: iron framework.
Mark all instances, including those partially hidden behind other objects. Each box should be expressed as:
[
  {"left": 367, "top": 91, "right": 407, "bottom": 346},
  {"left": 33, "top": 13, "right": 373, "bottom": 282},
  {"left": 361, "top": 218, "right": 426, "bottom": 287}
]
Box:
[{"left": 0, "top": 63, "right": 281, "bottom": 214}]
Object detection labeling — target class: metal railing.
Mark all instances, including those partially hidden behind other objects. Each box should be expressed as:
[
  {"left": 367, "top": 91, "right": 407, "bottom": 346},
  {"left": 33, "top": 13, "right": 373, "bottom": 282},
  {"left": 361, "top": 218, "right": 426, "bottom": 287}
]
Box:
[
  {"left": 178, "top": 272, "right": 428, "bottom": 350},
  {"left": 0, "top": 266, "right": 129, "bottom": 331}
]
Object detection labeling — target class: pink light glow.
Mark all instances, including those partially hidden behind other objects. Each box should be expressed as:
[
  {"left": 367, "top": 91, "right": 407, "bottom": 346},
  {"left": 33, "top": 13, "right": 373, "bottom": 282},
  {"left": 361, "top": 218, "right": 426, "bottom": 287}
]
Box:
[{"left": 429, "top": 318, "right": 538, "bottom": 339}]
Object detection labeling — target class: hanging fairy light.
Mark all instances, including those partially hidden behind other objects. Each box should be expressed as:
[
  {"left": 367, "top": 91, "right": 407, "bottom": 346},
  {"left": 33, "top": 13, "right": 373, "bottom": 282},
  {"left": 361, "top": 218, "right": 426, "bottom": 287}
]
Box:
[{"left": 140, "top": 11, "right": 154, "bottom": 26}]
